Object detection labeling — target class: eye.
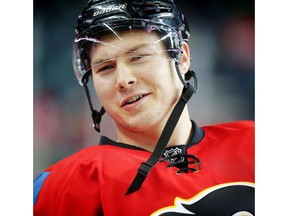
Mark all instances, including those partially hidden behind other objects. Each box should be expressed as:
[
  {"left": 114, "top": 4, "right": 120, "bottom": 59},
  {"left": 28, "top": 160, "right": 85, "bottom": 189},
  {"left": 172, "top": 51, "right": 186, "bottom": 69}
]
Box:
[
  {"left": 130, "top": 54, "right": 151, "bottom": 62},
  {"left": 93, "top": 61, "right": 115, "bottom": 74},
  {"left": 98, "top": 65, "right": 114, "bottom": 72}
]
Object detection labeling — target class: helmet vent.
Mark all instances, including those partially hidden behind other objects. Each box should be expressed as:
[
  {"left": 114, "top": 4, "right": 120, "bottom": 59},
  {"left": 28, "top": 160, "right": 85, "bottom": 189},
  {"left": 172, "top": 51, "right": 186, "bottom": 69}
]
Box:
[{"left": 132, "top": 2, "right": 172, "bottom": 17}]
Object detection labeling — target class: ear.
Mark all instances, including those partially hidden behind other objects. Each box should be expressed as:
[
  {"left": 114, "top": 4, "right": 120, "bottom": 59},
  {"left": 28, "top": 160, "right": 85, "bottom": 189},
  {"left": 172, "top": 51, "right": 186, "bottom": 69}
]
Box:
[{"left": 178, "top": 42, "right": 191, "bottom": 75}]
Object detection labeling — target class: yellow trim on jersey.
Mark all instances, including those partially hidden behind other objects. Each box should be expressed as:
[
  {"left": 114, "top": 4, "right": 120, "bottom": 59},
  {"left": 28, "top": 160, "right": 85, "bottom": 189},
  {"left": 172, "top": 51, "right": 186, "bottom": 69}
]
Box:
[{"left": 151, "top": 181, "right": 255, "bottom": 216}]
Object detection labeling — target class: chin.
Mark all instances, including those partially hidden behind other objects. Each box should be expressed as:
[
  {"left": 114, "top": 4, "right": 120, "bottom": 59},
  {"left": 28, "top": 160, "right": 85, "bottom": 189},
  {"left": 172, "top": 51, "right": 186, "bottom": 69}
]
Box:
[{"left": 122, "top": 110, "right": 165, "bottom": 131}]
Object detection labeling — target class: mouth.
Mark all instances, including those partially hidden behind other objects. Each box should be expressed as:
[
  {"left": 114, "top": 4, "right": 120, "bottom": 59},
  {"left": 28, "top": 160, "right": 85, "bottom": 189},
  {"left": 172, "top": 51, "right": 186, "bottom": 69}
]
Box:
[{"left": 121, "top": 93, "right": 149, "bottom": 107}]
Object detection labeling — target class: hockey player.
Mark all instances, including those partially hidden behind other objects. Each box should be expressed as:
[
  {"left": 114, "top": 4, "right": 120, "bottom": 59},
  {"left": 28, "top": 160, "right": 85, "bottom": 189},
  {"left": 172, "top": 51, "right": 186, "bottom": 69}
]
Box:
[{"left": 34, "top": 0, "right": 255, "bottom": 215}]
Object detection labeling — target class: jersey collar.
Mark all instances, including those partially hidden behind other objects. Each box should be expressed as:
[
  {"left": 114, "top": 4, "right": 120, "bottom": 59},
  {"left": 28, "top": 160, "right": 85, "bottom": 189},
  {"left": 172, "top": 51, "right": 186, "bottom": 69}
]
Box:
[{"left": 99, "top": 120, "right": 204, "bottom": 151}]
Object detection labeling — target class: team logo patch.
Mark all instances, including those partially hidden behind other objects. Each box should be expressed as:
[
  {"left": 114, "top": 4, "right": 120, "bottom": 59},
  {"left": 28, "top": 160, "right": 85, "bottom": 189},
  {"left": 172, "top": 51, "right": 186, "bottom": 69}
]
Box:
[
  {"left": 163, "top": 147, "right": 185, "bottom": 164},
  {"left": 151, "top": 182, "right": 255, "bottom": 216}
]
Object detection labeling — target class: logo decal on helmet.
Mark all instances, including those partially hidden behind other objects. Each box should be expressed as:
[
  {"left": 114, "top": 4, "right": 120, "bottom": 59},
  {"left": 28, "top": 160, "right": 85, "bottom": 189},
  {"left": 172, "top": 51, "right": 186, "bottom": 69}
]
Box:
[{"left": 93, "top": 3, "right": 127, "bottom": 17}]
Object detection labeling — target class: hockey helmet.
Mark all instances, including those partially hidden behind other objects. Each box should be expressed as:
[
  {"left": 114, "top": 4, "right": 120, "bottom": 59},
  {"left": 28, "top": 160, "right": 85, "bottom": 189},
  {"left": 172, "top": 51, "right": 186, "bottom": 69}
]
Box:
[{"left": 72, "top": 0, "right": 190, "bottom": 86}]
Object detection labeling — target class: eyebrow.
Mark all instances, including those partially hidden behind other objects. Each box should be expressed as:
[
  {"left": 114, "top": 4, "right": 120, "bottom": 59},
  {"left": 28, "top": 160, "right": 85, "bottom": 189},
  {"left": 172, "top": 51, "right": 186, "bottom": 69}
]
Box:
[{"left": 91, "top": 42, "right": 155, "bottom": 65}]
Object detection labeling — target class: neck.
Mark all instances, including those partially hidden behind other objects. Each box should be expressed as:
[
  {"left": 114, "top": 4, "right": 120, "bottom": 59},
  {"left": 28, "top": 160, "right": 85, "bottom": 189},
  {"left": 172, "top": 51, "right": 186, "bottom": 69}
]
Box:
[{"left": 116, "top": 106, "right": 192, "bottom": 152}]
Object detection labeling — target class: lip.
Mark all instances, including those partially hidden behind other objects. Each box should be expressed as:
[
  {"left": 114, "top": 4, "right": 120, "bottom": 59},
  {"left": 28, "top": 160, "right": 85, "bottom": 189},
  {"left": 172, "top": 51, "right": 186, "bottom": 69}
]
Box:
[{"left": 120, "top": 93, "right": 150, "bottom": 108}]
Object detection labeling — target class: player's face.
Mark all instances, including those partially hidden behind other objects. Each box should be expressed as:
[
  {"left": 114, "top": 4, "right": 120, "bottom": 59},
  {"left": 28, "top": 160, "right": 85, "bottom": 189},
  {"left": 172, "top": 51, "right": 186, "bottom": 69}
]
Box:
[{"left": 90, "top": 30, "right": 190, "bottom": 134}]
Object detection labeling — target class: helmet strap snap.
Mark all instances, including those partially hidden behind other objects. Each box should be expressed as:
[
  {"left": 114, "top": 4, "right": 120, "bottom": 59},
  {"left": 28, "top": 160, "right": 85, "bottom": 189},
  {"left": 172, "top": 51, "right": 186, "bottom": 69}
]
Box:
[{"left": 83, "top": 76, "right": 106, "bottom": 132}]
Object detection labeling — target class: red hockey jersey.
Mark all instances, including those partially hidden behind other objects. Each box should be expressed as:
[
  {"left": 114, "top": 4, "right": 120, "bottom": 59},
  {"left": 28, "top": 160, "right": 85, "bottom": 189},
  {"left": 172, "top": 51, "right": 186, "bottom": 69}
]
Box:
[{"left": 34, "top": 120, "right": 254, "bottom": 215}]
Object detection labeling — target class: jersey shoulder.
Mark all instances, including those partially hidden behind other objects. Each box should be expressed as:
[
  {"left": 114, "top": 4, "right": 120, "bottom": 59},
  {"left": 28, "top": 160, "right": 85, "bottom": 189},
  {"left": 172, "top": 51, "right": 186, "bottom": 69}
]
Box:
[
  {"left": 34, "top": 144, "right": 140, "bottom": 208},
  {"left": 200, "top": 120, "right": 254, "bottom": 146},
  {"left": 43, "top": 144, "right": 139, "bottom": 173},
  {"left": 202, "top": 120, "right": 254, "bottom": 136}
]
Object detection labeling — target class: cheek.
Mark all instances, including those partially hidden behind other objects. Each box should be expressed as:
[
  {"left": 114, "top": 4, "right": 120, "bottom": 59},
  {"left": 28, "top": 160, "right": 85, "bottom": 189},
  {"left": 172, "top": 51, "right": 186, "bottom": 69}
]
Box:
[
  {"left": 152, "top": 61, "right": 182, "bottom": 88},
  {"left": 93, "top": 78, "right": 115, "bottom": 105},
  {"left": 143, "top": 60, "right": 171, "bottom": 82}
]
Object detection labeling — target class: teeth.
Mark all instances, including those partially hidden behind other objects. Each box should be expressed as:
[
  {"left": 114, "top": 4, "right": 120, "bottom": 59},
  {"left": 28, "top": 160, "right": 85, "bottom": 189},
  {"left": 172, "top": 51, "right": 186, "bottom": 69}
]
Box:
[{"left": 126, "top": 95, "right": 143, "bottom": 104}]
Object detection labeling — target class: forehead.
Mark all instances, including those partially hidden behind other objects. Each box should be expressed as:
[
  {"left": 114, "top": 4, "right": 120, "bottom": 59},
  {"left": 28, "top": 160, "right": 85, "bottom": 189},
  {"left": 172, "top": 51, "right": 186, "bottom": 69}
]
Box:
[{"left": 90, "top": 30, "right": 165, "bottom": 60}]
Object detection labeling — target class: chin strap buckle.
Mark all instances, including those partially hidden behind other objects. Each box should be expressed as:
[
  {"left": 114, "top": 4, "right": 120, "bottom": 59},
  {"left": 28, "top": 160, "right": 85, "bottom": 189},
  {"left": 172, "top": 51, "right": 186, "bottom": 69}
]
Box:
[{"left": 92, "top": 107, "right": 105, "bottom": 132}]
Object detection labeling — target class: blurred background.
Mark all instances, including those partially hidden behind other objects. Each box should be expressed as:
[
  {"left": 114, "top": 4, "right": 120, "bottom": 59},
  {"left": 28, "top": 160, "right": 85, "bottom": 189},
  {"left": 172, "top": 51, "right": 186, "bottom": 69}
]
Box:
[{"left": 34, "top": 0, "right": 255, "bottom": 178}]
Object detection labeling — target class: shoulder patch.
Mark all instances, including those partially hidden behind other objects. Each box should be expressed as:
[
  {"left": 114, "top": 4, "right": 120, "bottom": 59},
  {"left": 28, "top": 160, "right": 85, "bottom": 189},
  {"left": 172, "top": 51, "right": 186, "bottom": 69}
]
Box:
[{"left": 33, "top": 171, "right": 51, "bottom": 205}]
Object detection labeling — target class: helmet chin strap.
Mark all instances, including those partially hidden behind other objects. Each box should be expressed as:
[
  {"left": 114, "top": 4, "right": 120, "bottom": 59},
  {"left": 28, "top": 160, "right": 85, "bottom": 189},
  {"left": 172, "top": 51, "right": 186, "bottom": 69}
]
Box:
[{"left": 126, "top": 63, "right": 198, "bottom": 195}]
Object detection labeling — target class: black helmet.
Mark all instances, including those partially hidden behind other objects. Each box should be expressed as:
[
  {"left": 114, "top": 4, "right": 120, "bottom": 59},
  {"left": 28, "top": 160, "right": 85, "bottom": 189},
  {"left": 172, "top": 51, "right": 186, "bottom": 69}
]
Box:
[{"left": 72, "top": 0, "right": 190, "bottom": 86}]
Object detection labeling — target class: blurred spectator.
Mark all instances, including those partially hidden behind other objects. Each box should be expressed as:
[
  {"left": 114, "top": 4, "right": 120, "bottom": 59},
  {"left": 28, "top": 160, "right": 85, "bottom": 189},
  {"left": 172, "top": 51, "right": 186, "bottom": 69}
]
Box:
[{"left": 215, "top": 15, "right": 255, "bottom": 119}]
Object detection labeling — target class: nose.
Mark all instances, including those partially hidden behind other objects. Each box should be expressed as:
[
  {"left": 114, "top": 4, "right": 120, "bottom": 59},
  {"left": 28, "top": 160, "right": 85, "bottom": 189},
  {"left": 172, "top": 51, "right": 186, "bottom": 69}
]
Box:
[{"left": 115, "top": 62, "right": 137, "bottom": 90}]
